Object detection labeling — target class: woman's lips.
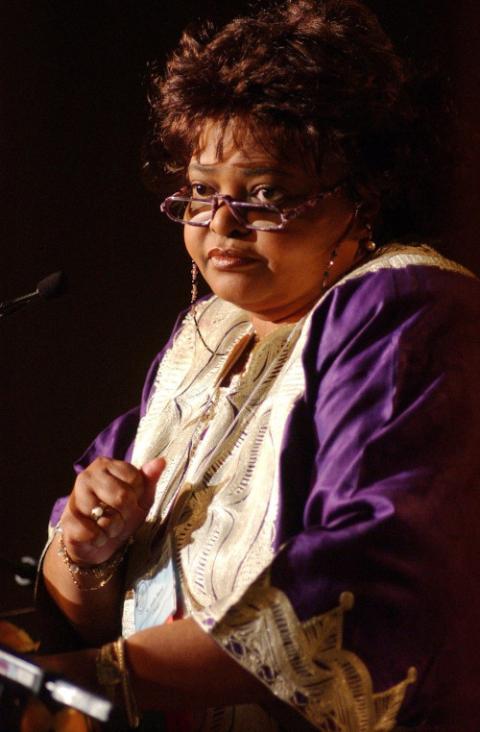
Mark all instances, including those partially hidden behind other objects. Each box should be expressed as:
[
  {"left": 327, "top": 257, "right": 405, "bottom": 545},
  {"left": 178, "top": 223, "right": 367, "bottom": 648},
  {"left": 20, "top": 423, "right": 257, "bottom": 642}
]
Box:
[{"left": 207, "top": 248, "right": 259, "bottom": 270}]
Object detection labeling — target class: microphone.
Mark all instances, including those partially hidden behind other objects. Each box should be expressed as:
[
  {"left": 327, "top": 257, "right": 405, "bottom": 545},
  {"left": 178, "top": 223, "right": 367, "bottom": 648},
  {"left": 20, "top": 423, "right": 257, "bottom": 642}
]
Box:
[
  {"left": 0, "top": 555, "right": 37, "bottom": 586},
  {"left": 0, "top": 271, "right": 65, "bottom": 318}
]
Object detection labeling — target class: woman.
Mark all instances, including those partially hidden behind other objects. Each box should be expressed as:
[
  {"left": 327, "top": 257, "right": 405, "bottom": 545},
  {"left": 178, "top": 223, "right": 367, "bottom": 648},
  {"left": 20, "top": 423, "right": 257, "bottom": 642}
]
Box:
[{"left": 38, "top": 1, "right": 480, "bottom": 730}]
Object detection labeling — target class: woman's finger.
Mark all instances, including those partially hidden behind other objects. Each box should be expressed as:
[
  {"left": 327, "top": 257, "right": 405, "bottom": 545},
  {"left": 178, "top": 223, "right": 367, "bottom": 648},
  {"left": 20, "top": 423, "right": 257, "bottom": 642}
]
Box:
[
  {"left": 90, "top": 503, "right": 125, "bottom": 539},
  {"left": 71, "top": 470, "right": 139, "bottom": 522},
  {"left": 139, "top": 457, "right": 166, "bottom": 511},
  {"left": 60, "top": 507, "right": 103, "bottom": 547},
  {"left": 60, "top": 456, "right": 165, "bottom": 565},
  {"left": 104, "top": 459, "right": 147, "bottom": 499}
]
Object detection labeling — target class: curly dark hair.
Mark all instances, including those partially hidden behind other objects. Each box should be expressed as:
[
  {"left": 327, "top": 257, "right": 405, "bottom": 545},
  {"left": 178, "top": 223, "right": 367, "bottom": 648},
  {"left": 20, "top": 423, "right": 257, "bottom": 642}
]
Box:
[{"left": 146, "top": 0, "right": 451, "bottom": 243}]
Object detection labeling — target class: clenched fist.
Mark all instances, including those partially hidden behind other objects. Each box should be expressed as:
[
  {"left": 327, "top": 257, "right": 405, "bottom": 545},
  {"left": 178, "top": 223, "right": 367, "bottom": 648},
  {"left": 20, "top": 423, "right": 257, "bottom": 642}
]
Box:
[{"left": 59, "top": 456, "right": 165, "bottom": 566}]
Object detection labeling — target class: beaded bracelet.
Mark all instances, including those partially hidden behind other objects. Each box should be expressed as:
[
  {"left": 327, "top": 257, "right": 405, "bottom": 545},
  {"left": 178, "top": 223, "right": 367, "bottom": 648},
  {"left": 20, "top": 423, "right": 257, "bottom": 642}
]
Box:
[
  {"left": 55, "top": 527, "right": 131, "bottom": 591},
  {"left": 96, "top": 637, "right": 140, "bottom": 728}
]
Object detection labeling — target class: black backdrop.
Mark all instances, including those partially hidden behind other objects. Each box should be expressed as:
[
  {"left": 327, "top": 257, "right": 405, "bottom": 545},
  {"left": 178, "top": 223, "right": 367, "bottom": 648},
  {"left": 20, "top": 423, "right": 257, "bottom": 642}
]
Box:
[{"left": 1, "top": 1, "right": 479, "bottom": 615}]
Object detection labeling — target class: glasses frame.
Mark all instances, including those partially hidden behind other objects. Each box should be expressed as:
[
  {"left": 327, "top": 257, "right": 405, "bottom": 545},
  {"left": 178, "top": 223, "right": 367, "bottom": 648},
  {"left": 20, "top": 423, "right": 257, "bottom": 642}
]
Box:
[{"left": 160, "top": 180, "right": 347, "bottom": 232}]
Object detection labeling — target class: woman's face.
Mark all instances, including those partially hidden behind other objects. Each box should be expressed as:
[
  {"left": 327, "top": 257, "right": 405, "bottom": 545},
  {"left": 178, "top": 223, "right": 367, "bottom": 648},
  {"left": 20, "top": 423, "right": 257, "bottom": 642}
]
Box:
[{"left": 184, "top": 122, "right": 361, "bottom": 333}]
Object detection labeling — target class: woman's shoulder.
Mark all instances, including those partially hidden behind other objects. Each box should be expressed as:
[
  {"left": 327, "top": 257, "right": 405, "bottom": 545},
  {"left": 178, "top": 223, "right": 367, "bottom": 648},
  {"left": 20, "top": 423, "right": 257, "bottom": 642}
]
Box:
[
  {"left": 302, "top": 242, "right": 480, "bottom": 372},
  {"left": 343, "top": 241, "right": 476, "bottom": 283},
  {"left": 318, "top": 242, "right": 479, "bottom": 321}
]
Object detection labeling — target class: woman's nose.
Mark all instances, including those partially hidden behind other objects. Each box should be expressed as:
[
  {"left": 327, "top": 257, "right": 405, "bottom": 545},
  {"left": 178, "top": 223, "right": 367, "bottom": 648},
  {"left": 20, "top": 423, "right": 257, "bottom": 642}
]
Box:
[{"left": 210, "top": 199, "right": 249, "bottom": 237}]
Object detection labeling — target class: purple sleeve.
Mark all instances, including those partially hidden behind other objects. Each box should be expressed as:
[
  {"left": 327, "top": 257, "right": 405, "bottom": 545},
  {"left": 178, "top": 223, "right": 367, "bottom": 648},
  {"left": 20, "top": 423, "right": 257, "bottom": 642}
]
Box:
[{"left": 271, "top": 267, "right": 480, "bottom": 727}]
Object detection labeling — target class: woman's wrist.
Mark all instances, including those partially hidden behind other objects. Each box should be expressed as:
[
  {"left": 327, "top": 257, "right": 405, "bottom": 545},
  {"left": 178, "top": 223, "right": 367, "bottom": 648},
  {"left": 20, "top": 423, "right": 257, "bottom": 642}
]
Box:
[
  {"left": 55, "top": 526, "right": 131, "bottom": 592},
  {"left": 96, "top": 637, "right": 140, "bottom": 728}
]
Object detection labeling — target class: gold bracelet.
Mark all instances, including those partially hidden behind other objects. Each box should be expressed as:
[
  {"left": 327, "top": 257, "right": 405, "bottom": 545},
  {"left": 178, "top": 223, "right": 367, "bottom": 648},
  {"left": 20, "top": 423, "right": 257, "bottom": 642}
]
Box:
[
  {"left": 96, "top": 637, "right": 140, "bottom": 728},
  {"left": 56, "top": 528, "right": 131, "bottom": 591}
]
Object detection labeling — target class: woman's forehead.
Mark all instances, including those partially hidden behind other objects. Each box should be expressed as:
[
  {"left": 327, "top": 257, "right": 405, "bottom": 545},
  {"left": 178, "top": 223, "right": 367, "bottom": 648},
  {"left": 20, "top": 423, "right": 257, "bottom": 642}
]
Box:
[
  {"left": 192, "top": 119, "right": 283, "bottom": 166},
  {"left": 188, "top": 148, "right": 309, "bottom": 186},
  {"left": 189, "top": 119, "right": 346, "bottom": 185}
]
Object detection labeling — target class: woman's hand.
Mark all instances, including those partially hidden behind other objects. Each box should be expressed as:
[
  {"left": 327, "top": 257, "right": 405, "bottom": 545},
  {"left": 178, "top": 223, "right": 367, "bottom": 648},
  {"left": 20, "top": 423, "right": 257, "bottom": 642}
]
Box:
[
  {"left": 60, "top": 456, "right": 165, "bottom": 566},
  {"left": 41, "top": 457, "right": 165, "bottom": 644}
]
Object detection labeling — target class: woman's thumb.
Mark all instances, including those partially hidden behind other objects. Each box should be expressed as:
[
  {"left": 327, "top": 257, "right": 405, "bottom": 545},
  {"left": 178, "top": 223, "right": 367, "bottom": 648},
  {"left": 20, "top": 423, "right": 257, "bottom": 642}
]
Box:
[{"left": 139, "top": 457, "right": 165, "bottom": 510}]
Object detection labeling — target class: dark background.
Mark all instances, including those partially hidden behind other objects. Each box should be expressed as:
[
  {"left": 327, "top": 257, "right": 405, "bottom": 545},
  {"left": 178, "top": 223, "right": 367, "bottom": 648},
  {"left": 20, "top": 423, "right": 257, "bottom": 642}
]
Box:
[{"left": 1, "top": 1, "right": 479, "bottom": 616}]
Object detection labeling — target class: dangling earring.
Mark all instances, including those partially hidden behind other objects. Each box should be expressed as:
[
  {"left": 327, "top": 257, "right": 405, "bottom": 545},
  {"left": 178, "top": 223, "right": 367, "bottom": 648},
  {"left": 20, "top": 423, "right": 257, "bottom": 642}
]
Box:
[
  {"left": 191, "top": 260, "right": 199, "bottom": 308},
  {"left": 359, "top": 221, "right": 377, "bottom": 254},
  {"left": 321, "top": 245, "right": 339, "bottom": 292}
]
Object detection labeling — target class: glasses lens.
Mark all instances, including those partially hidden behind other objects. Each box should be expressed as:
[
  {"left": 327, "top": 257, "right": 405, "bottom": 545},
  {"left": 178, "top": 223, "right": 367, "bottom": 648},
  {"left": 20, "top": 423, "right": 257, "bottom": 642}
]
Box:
[
  {"left": 187, "top": 198, "right": 214, "bottom": 224},
  {"left": 240, "top": 204, "right": 283, "bottom": 230},
  {"left": 165, "top": 196, "right": 284, "bottom": 230},
  {"left": 166, "top": 197, "right": 213, "bottom": 225}
]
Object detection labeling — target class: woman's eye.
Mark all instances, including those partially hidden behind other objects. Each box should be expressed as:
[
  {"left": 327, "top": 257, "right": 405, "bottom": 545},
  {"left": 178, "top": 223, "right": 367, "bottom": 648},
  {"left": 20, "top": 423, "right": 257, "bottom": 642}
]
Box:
[
  {"left": 252, "top": 187, "right": 286, "bottom": 205},
  {"left": 190, "top": 183, "right": 213, "bottom": 198}
]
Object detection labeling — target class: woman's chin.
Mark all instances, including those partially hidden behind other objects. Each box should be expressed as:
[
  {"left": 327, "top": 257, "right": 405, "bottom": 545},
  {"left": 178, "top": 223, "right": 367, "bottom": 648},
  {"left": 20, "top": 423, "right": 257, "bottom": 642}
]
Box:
[
  {"left": 202, "top": 272, "right": 265, "bottom": 312},
  {"left": 211, "top": 286, "right": 259, "bottom": 313}
]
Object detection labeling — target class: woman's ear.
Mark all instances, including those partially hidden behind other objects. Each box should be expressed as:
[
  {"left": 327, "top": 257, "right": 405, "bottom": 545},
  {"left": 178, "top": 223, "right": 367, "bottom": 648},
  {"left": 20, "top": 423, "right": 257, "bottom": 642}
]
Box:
[
  {"left": 353, "top": 183, "right": 381, "bottom": 226},
  {"left": 350, "top": 184, "right": 380, "bottom": 253}
]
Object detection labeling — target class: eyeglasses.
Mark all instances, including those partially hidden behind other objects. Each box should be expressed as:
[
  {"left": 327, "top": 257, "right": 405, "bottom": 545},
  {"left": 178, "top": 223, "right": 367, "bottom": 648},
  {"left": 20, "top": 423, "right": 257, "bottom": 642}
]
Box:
[{"left": 160, "top": 181, "right": 346, "bottom": 232}]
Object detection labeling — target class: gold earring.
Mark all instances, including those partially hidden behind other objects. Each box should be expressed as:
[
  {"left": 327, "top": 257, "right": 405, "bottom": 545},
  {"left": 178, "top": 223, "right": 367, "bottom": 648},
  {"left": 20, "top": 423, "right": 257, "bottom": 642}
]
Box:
[
  {"left": 360, "top": 222, "right": 377, "bottom": 253},
  {"left": 191, "top": 260, "right": 198, "bottom": 307}
]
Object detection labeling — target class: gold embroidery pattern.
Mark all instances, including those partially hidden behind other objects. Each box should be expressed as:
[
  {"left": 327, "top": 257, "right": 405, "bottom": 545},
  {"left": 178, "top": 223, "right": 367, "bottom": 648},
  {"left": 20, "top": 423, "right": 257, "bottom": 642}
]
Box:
[
  {"left": 194, "top": 575, "right": 416, "bottom": 732},
  {"left": 174, "top": 410, "right": 275, "bottom": 613},
  {"left": 175, "top": 323, "right": 306, "bottom": 615},
  {"left": 124, "top": 300, "right": 254, "bottom": 635},
  {"left": 124, "top": 299, "right": 308, "bottom": 635},
  {"left": 131, "top": 300, "right": 252, "bottom": 517}
]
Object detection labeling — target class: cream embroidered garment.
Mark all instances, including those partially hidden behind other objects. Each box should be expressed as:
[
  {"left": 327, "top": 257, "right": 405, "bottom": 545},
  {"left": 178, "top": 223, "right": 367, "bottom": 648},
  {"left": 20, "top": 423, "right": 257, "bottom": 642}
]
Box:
[
  {"left": 123, "top": 296, "right": 305, "bottom": 730},
  {"left": 119, "top": 245, "right": 464, "bottom": 731},
  {"left": 123, "top": 300, "right": 303, "bottom": 629}
]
